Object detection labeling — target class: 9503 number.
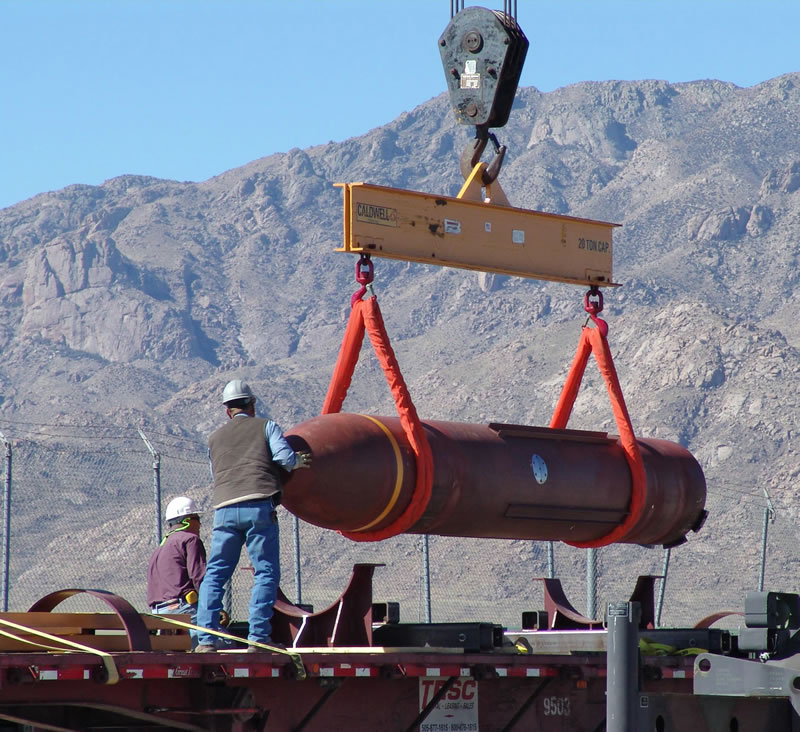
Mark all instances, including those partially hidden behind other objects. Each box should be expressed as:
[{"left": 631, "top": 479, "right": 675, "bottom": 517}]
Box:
[{"left": 543, "top": 696, "right": 571, "bottom": 716}]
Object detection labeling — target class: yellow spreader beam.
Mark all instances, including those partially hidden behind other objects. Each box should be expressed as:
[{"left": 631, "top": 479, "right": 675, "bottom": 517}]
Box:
[{"left": 335, "top": 165, "right": 619, "bottom": 286}]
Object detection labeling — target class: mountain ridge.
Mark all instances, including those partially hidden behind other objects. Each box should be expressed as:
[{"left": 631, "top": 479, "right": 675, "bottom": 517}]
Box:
[{"left": 1, "top": 74, "right": 799, "bottom": 621}]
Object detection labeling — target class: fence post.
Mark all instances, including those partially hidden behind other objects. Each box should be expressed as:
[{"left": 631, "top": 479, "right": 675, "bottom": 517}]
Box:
[
  {"left": 137, "top": 429, "right": 162, "bottom": 544},
  {"left": 416, "top": 534, "right": 431, "bottom": 623},
  {"left": 421, "top": 535, "right": 432, "bottom": 623},
  {"left": 224, "top": 580, "right": 232, "bottom": 619},
  {"left": 586, "top": 548, "right": 597, "bottom": 619},
  {"left": 293, "top": 515, "right": 302, "bottom": 605},
  {"left": 655, "top": 547, "right": 671, "bottom": 628},
  {"left": 0, "top": 431, "right": 10, "bottom": 612},
  {"left": 758, "top": 487, "right": 776, "bottom": 592}
]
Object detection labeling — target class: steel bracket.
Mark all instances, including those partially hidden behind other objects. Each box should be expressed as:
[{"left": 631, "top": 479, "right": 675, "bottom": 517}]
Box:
[{"left": 694, "top": 653, "right": 800, "bottom": 716}]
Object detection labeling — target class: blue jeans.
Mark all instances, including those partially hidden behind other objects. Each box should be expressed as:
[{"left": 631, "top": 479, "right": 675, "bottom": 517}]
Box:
[
  {"left": 153, "top": 599, "right": 199, "bottom": 649},
  {"left": 196, "top": 499, "right": 280, "bottom": 646}
]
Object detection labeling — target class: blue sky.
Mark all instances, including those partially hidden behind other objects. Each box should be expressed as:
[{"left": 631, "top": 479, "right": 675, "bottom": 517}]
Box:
[{"left": 1, "top": 0, "right": 798, "bottom": 210}]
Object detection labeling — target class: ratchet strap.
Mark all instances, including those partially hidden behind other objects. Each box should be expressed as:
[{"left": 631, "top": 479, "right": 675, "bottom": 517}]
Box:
[
  {"left": 0, "top": 617, "right": 119, "bottom": 684},
  {"left": 148, "top": 614, "right": 306, "bottom": 680}
]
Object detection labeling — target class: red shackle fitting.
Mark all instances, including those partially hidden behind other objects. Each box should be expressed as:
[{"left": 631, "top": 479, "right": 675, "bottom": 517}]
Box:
[
  {"left": 583, "top": 287, "right": 608, "bottom": 337},
  {"left": 355, "top": 255, "right": 374, "bottom": 286},
  {"left": 583, "top": 287, "right": 603, "bottom": 315},
  {"left": 351, "top": 255, "right": 375, "bottom": 307}
]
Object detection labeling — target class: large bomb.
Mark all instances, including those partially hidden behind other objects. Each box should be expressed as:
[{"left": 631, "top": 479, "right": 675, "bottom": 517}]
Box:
[{"left": 283, "top": 414, "right": 706, "bottom": 547}]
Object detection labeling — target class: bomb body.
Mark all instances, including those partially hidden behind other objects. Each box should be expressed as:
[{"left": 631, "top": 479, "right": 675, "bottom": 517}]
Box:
[{"left": 283, "top": 414, "right": 706, "bottom": 546}]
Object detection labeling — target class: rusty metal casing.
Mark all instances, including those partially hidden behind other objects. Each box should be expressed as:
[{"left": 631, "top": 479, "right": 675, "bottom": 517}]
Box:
[{"left": 283, "top": 414, "right": 706, "bottom": 547}]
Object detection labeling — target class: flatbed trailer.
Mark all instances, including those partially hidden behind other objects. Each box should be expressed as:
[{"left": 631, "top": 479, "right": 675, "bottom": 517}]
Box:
[
  {"left": 0, "top": 631, "right": 795, "bottom": 732},
  {"left": 0, "top": 642, "right": 686, "bottom": 731},
  {"left": 0, "top": 574, "right": 797, "bottom": 730}
]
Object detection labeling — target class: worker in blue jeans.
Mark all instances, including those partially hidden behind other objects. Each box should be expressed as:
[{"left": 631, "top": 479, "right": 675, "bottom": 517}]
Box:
[{"left": 194, "top": 380, "right": 311, "bottom": 653}]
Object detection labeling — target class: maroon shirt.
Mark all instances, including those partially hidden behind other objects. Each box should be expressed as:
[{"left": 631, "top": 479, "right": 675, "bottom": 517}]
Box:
[{"left": 146, "top": 530, "right": 207, "bottom": 607}]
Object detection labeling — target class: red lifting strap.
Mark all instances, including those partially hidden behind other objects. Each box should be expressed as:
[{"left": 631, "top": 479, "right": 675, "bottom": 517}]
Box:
[
  {"left": 322, "top": 297, "right": 434, "bottom": 542},
  {"left": 550, "top": 326, "right": 647, "bottom": 548}
]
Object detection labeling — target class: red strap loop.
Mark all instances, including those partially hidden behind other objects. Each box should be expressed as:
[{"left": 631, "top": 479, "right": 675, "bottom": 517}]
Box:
[
  {"left": 549, "top": 325, "right": 646, "bottom": 548},
  {"left": 322, "top": 297, "right": 433, "bottom": 542}
]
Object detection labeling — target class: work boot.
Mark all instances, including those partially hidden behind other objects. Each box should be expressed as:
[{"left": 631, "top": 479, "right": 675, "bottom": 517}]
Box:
[
  {"left": 247, "top": 639, "right": 285, "bottom": 652},
  {"left": 194, "top": 644, "right": 217, "bottom": 653}
]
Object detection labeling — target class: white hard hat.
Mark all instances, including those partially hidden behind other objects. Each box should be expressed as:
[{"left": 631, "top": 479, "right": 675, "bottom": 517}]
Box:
[
  {"left": 165, "top": 496, "right": 200, "bottom": 522},
  {"left": 222, "top": 379, "right": 255, "bottom": 405}
]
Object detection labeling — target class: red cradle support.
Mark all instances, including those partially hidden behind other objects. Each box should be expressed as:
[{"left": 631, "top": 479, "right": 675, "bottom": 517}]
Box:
[
  {"left": 322, "top": 296, "right": 433, "bottom": 541},
  {"left": 538, "top": 575, "right": 657, "bottom": 630},
  {"left": 28, "top": 588, "right": 153, "bottom": 652},
  {"left": 540, "top": 578, "right": 602, "bottom": 630},
  {"left": 549, "top": 324, "right": 647, "bottom": 548},
  {"left": 271, "top": 563, "right": 380, "bottom": 647},
  {"left": 630, "top": 575, "right": 658, "bottom": 631}
]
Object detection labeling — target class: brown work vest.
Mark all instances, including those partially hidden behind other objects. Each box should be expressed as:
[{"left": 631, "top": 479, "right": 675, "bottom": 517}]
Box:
[{"left": 208, "top": 416, "right": 281, "bottom": 509}]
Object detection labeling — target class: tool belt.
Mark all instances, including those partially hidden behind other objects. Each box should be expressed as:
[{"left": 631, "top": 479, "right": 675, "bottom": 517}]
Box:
[
  {"left": 151, "top": 590, "right": 198, "bottom": 611},
  {"left": 151, "top": 598, "right": 181, "bottom": 611}
]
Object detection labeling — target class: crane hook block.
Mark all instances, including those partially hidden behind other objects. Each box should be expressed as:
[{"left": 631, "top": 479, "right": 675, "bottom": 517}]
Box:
[{"left": 438, "top": 6, "right": 529, "bottom": 129}]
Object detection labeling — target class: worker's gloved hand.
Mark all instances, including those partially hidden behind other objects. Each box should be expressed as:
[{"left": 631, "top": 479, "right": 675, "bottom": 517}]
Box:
[
  {"left": 295, "top": 451, "right": 312, "bottom": 469},
  {"left": 219, "top": 610, "right": 231, "bottom": 627}
]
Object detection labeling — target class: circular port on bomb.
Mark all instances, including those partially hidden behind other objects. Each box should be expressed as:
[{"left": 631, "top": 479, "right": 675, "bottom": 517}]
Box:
[{"left": 531, "top": 454, "right": 548, "bottom": 484}]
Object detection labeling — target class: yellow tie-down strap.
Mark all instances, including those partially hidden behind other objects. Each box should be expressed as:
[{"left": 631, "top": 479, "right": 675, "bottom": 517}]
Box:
[
  {"left": 0, "top": 617, "right": 119, "bottom": 684},
  {"left": 148, "top": 614, "right": 306, "bottom": 681}
]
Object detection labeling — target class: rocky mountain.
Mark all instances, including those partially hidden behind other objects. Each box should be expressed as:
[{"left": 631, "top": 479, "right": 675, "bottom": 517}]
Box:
[{"left": 1, "top": 74, "right": 799, "bottom": 626}]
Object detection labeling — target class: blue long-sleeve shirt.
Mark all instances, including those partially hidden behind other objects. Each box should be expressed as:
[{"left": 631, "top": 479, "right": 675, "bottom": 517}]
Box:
[{"left": 262, "top": 416, "right": 298, "bottom": 470}]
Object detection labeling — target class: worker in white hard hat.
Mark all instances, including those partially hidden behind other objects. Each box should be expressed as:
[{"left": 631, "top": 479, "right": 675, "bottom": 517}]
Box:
[
  {"left": 195, "top": 379, "right": 312, "bottom": 653},
  {"left": 147, "top": 496, "right": 206, "bottom": 648}
]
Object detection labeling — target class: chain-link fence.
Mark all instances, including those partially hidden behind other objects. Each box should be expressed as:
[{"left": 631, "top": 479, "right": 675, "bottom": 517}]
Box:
[{"left": 0, "top": 427, "right": 788, "bottom": 629}]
